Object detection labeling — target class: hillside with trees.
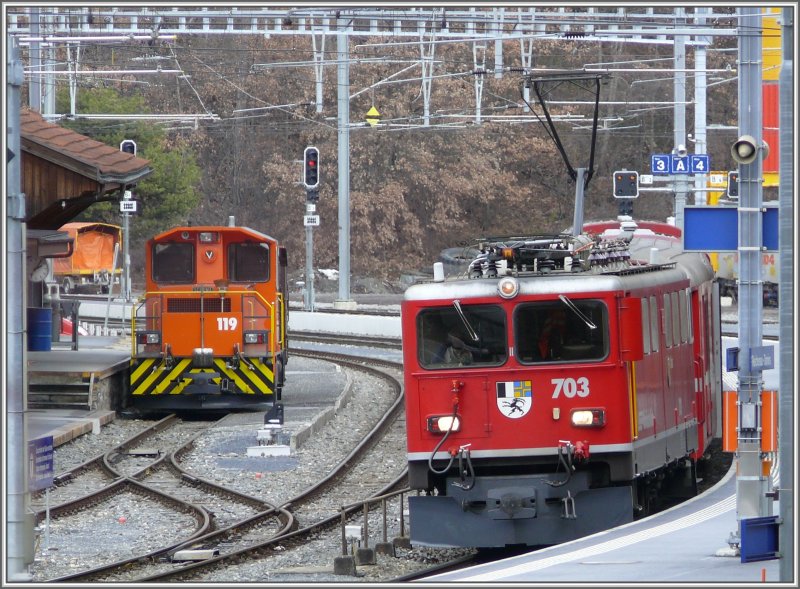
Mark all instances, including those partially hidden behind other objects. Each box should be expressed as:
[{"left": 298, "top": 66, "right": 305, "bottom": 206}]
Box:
[{"left": 57, "top": 24, "right": 739, "bottom": 288}]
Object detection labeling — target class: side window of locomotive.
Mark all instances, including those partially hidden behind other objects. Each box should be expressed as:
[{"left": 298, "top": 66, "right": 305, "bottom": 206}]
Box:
[
  {"left": 641, "top": 297, "right": 651, "bottom": 355},
  {"left": 228, "top": 242, "right": 270, "bottom": 283},
  {"left": 679, "top": 289, "right": 690, "bottom": 344},
  {"left": 152, "top": 242, "right": 195, "bottom": 283},
  {"left": 671, "top": 291, "right": 681, "bottom": 346},
  {"left": 649, "top": 295, "right": 659, "bottom": 352},
  {"left": 417, "top": 305, "right": 507, "bottom": 369},
  {"left": 515, "top": 300, "right": 608, "bottom": 364}
]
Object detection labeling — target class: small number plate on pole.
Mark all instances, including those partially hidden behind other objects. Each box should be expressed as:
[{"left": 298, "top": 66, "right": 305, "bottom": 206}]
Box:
[
  {"left": 303, "top": 215, "right": 320, "bottom": 227},
  {"left": 120, "top": 200, "right": 137, "bottom": 213}
]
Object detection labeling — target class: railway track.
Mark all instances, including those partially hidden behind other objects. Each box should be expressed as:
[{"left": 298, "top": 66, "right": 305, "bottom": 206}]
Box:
[
  {"left": 31, "top": 350, "right": 410, "bottom": 583},
  {"left": 32, "top": 414, "right": 291, "bottom": 582},
  {"left": 132, "top": 350, "right": 409, "bottom": 583}
]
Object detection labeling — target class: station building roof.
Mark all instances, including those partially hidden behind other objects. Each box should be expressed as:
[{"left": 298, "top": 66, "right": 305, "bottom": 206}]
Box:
[{"left": 20, "top": 107, "right": 152, "bottom": 230}]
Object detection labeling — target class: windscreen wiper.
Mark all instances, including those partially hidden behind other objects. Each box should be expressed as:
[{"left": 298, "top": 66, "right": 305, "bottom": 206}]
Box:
[
  {"left": 558, "top": 294, "right": 597, "bottom": 330},
  {"left": 453, "top": 300, "right": 480, "bottom": 342}
]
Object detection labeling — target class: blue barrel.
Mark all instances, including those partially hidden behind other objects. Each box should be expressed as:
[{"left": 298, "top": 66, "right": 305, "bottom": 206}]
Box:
[{"left": 28, "top": 307, "right": 52, "bottom": 352}]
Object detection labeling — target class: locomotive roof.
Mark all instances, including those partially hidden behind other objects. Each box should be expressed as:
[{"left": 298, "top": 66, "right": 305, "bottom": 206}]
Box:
[
  {"left": 151, "top": 224, "right": 278, "bottom": 243},
  {"left": 405, "top": 222, "right": 714, "bottom": 303}
]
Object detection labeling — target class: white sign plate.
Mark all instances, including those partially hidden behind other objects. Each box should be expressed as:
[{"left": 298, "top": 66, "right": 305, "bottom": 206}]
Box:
[{"left": 303, "top": 215, "right": 320, "bottom": 227}]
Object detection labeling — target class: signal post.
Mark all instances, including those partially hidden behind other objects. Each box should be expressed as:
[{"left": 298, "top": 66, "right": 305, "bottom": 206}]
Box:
[
  {"left": 119, "top": 139, "right": 137, "bottom": 302},
  {"left": 302, "top": 147, "right": 320, "bottom": 311}
]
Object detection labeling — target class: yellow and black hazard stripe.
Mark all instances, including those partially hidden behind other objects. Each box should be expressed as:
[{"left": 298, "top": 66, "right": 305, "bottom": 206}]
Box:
[{"left": 130, "top": 357, "right": 275, "bottom": 397}]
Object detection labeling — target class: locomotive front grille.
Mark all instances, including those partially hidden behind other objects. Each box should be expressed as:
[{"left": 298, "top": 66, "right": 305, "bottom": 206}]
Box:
[{"left": 167, "top": 297, "right": 231, "bottom": 313}]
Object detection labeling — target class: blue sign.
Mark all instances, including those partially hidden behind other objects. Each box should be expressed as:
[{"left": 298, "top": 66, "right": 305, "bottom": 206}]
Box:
[
  {"left": 749, "top": 345, "right": 775, "bottom": 371},
  {"left": 726, "top": 347, "right": 739, "bottom": 372},
  {"left": 651, "top": 154, "right": 670, "bottom": 175},
  {"left": 762, "top": 207, "right": 779, "bottom": 251},
  {"left": 651, "top": 153, "right": 711, "bottom": 175},
  {"left": 690, "top": 154, "right": 710, "bottom": 174},
  {"left": 683, "top": 205, "right": 780, "bottom": 252},
  {"left": 28, "top": 436, "right": 54, "bottom": 491},
  {"left": 671, "top": 155, "right": 690, "bottom": 174}
]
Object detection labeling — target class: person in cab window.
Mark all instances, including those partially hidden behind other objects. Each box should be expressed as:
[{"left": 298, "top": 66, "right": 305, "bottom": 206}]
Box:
[
  {"left": 538, "top": 308, "right": 567, "bottom": 360},
  {"left": 433, "top": 333, "right": 475, "bottom": 366}
]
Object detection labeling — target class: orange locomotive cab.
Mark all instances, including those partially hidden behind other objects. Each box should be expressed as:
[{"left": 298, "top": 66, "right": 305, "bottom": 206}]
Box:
[{"left": 130, "top": 223, "right": 288, "bottom": 412}]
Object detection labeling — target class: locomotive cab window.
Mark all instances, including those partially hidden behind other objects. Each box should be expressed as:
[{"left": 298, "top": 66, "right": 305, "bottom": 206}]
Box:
[
  {"left": 228, "top": 242, "right": 270, "bottom": 283},
  {"left": 417, "top": 304, "right": 507, "bottom": 369},
  {"left": 515, "top": 299, "right": 608, "bottom": 363},
  {"left": 152, "top": 242, "right": 195, "bottom": 283}
]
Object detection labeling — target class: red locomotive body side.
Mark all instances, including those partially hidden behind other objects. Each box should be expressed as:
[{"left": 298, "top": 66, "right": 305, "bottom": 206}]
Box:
[
  {"left": 401, "top": 221, "right": 721, "bottom": 548},
  {"left": 130, "top": 223, "right": 289, "bottom": 413}
]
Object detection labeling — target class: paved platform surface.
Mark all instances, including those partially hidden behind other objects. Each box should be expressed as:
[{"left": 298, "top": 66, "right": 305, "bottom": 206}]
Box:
[
  {"left": 26, "top": 334, "right": 128, "bottom": 446},
  {"left": 423, "top": 465, "right": 784, "bottom": 584},
  {"left": 27, "top": 409, "right": 116, "bottom": 447}
]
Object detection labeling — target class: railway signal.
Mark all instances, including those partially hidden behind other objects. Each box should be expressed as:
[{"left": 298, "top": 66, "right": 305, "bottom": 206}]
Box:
[
  {"left": 618, "top": 199, "right": 633, "bottom": 216},
  {"left": 303, "top": 146, "right": 319, "bottom": 190},
  {"left": 120, "top": 139, "right": 137, "bottom": 156},
  {"left": 727, "top": 171, "right": 739, "bottom": 199},
  {"left": 613, "top": 170, "right": 639, "bottom": 198}
]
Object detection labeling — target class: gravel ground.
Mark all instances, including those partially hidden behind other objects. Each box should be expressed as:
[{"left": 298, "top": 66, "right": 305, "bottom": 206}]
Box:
[
  {"left": 29, "top": 358, "right": 470, "bottom": 582},
  {"left": 32, "top": 492, "right": 199, "bottom": 581},
  {"left": 28, "top": 353, "right": 736, "bottom": 583}
]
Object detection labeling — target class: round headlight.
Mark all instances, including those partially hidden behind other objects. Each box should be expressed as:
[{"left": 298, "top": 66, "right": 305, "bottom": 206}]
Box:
[{"left": 497, "top": 276, "right": 519, "bottom": 299}]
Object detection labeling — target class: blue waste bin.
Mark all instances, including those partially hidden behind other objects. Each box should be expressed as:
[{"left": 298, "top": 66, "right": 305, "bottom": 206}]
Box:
[{"left": 28, "top": 307, "right": 53, "bottom": 351}]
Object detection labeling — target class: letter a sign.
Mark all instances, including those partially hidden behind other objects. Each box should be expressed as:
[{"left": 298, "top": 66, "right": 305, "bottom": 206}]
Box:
[{"left": 671, "top": 155, "right": 689, "bottom": 174}]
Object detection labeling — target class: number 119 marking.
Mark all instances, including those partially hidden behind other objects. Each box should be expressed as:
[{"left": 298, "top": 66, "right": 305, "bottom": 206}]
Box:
[{"left": 217, "top": 317, "right": 238, "bottom": 331}]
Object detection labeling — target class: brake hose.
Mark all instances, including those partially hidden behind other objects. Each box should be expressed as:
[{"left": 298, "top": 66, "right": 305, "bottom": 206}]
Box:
[
  {"left": 545, "top": 444, "right": 575, "bottom": 487},
  {"left": 428, "top": 403, "right": 458, "bottom": 475}
]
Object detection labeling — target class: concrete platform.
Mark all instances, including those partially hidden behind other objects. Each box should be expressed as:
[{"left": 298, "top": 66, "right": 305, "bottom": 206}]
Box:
[
  {"left": 423, "top": 455, "right": 784, "bottom": 584},
  {"left": 27, "top": 347, "right": 129, "bottom": 379},
  {"left": 27, "top": 409, "right": 116, "bottom": 447},
  {"left": 8, "top": 330, "right": 128, "bottom": 475}
]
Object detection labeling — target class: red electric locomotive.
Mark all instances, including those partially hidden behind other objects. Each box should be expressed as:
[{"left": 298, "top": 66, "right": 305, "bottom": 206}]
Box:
[
  {"left": 130, "top": 219, "right": 288, "bottom": 413},
  {"left": 401, "top": 219, "right": 722, "bottom": 548}
]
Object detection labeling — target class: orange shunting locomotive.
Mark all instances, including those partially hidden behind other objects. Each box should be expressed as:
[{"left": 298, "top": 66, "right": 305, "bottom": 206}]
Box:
[{"left": 130, "top": 220, "right": 288, "bottom": 412}]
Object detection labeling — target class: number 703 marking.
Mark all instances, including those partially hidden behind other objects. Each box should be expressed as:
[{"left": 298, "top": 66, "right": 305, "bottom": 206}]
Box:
[{"left": 551, "top": 377, "right": 590, "bottom": 398}]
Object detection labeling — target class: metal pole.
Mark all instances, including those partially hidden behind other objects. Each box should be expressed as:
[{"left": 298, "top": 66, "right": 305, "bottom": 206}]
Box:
[
  {"left": 122, "top": 209, "right": 130, "bottom": 301},
  {"left": 121, "top": 189, "right": 132, "bottom": 302},
  {"left": 672, "top": 7, "right": 688, "bottom": 231},
  {"left": 493, "top": 7, "right": 504, "bottom": 79},
  {"left": 6, "top": 34, "right": 34, "bottom": 581},
  {"left": 777, "top": 6, "right": 794, "bottom": 583},
  {"left": 312, "top": 32, "right": 325, "bottom": 114},
  {"left": 571, "top": 168, "right": 586, "bottom": 236},
  {"left": 693, "top": 8, "right": 709, "bottom": 206},
  {"left": 29, "top": 7, "right": 41, "bottom": 111},
  {"left": 732, "top": 7, "right": 768, "bottom": 546},
  {"left": 304, "top": 202, "right": 315, "bottom": 312},
  {"left": 336, "top": 26, "right": 353, "bottom": 308}
]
